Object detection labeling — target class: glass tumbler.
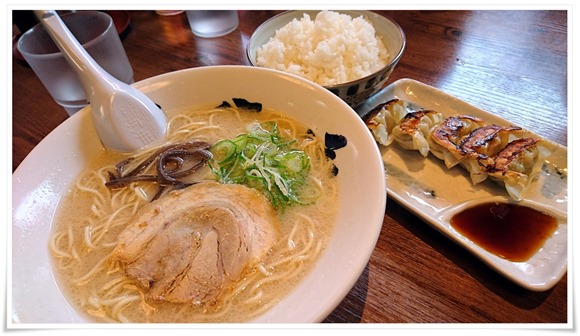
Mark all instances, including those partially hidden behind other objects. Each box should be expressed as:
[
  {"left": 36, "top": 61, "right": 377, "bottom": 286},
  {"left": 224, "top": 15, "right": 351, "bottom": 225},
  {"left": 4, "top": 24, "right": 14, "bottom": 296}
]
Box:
[
  {"left": 17, "top": 11, "right": 134, "bottom": 116},
  {"left": 186, "top": 10, "right": 239, "bottom": 38}
]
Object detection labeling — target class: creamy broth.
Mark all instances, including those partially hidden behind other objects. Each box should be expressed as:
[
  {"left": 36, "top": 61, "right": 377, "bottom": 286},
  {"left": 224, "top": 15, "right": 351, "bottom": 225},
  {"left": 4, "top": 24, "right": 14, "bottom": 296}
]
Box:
[{"left": 49, "top": 102, "right": 339, "bottom": 322}]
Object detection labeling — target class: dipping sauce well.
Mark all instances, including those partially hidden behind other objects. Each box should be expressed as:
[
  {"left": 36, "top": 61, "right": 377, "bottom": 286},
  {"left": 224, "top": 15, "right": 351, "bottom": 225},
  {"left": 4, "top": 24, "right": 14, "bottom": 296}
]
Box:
[{"left": 450, "top": 202, "right": 558, "bottom": 262}]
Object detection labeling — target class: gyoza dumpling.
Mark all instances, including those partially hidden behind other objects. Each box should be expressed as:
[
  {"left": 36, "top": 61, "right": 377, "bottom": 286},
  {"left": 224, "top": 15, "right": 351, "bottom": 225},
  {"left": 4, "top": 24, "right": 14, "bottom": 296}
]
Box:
[
  {"left": 391, "top": 110, "right": 444, "bottom": 157},
  {"left": 428, "top": 114, "right": 486, "bottom": 168},
  {"left": 486, "top": 138, "right": 551, "bottom": 201},
  {"left": 460, "top": 124, "right": 523, "bottom": 157},
  {"left": 459, "top": 124, "right": 523, "bottom": 184},
  {"left": 363, "top": 98, "right": 408, "bottom": 146}
]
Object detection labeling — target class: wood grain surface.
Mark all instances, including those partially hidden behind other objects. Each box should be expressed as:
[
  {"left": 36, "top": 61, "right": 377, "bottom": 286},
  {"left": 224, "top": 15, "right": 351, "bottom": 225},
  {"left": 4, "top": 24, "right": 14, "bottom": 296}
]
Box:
[{"left": 11, "top": 10, "right": 568, "bottom": 324}]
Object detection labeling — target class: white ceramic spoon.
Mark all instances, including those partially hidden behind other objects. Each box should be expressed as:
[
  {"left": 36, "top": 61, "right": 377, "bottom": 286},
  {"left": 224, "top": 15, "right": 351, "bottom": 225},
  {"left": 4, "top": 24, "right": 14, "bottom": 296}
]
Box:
[{"left": 34, "top": 10, "right": 167, "bottom": 152}]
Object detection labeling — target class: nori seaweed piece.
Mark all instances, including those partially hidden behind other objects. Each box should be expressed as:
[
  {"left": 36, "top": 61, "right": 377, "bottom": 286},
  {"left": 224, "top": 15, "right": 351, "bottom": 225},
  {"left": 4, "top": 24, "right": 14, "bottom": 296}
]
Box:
[
  {"left": 325, "top": 148, "right": 337, "bottom": 160},
  {"left": 325, "top": 132, "right": 347, "bottom": 150},
  {"left": 217, "top": 101, "right": 231, "bottom": 108},
  {"left": 331, "top": 164, "right": 339, "bottom": 176},
  {"left": 233, "top": 98, "right": 262, "bottom": 112},
  {"left": 324, "top": 133, "right": 347, "bottom": 176}
]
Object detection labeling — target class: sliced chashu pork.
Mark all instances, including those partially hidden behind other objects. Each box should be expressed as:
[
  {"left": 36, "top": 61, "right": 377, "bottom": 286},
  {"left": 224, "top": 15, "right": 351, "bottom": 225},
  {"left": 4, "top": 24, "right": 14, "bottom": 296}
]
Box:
[{"left": 112, "top": 181, "right": 279, "bottom": 305}]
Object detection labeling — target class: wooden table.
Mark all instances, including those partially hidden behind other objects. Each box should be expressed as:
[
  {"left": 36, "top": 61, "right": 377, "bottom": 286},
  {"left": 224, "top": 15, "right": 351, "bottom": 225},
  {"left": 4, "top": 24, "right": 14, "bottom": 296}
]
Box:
[{"left": 12, "top": 10, "right": 568, "bottom": 324}]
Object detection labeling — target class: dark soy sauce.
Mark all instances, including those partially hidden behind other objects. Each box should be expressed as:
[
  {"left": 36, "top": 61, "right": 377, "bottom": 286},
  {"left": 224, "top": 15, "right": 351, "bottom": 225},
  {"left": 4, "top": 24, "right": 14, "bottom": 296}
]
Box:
[{"left": 450, "top": 202, "right": 558, "bottom": 262}]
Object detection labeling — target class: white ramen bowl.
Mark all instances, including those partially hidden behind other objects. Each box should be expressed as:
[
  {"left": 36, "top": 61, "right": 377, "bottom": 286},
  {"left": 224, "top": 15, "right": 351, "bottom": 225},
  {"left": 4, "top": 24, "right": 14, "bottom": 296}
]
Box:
[{"left": 11, "top": 65, "right": 386, "bottom": 324}]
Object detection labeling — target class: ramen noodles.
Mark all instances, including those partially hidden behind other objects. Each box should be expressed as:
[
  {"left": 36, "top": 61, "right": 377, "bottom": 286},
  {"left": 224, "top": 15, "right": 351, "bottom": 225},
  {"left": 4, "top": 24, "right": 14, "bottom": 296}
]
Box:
[{"left": 49, "top": 100, "right": 340, "bottom": 322}]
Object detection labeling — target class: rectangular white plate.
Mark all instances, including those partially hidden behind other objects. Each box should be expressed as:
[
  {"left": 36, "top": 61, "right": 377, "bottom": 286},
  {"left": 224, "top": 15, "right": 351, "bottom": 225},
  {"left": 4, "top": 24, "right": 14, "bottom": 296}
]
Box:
[{"left": 356, "top": 78, "right": 568, "bottom": 291}]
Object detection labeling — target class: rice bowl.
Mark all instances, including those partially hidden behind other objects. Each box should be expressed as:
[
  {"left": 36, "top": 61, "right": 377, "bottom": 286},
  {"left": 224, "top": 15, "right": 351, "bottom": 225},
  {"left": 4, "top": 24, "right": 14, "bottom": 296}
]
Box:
[
  {"left": 247, "top": 10, "right": 406, "bottom": 108},
  {"left": 255, "top": 10, "right": 390, "bottom": 86}
]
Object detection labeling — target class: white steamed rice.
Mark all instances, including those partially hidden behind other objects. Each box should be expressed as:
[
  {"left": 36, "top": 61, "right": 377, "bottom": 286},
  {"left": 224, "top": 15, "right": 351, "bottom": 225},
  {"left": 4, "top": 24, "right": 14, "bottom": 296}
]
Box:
[{"left": 255, "top": 11, "right": 390, "bottom": 86}]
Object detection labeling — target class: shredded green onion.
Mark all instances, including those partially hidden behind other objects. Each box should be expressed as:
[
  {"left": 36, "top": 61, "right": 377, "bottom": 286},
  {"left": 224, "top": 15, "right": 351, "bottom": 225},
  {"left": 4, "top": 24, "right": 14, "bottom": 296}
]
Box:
[{"left": 209, "top": 122, "right": 311, "bottom": 209}]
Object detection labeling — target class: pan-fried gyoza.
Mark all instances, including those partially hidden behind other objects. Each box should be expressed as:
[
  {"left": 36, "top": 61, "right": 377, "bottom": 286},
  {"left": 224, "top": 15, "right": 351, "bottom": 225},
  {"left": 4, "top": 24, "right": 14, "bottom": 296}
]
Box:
[{"left": 363, "top": 98, "right": 551, "bottom": 201}]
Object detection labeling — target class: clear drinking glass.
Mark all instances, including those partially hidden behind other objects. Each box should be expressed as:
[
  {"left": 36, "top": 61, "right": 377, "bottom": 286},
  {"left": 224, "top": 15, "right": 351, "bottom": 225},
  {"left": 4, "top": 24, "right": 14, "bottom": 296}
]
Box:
[
  {"left": 155, "top": 10, "right": 184, "bottom": 16},
  {"left": 17, "top": 11, "right": 134, "bottom": 116},
  {"left": 186, "top": 10, "right": 239, "bottom": 38}
]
